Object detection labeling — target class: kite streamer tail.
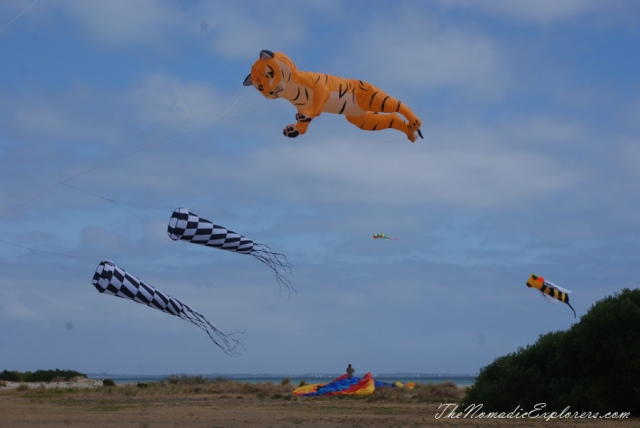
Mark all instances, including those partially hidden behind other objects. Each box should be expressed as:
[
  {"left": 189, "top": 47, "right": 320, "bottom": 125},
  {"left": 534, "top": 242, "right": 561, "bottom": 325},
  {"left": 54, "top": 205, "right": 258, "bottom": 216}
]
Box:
[
  {"left": 179, "top": 304, "right": 244, "bottom": 356},
  {"left": 251, "top": 243, "right": 295, "bottom": 293},
  {"left": 566, "top": 302, "right": 576, "bottom": 319}
]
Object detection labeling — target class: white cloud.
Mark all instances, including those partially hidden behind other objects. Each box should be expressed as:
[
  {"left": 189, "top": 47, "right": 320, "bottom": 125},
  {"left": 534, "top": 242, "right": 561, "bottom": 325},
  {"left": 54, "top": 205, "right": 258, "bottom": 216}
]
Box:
[
  {"left": 63, "top": 0, "right": 182, "bottom": 47},
  {"left": 621, "top": 99, "right": 640, "bottom": 130},
  {"left": 347, "top": 10, "right": 512, "bottom": 98},
  {"left": 620, "top": 138, "right": 640, "bottom": 179},
  {"left": 500, "top": 115, "right": 585, "bottom": 146},
  {"left": 439, "top": 0, "right": 607, "bottom": 25},
  {"left": 193, "top": 2, "right": 306, "bottom": 60},
  {"left": 185, "top": 133, "right": 579, "bottom": 209},
  {"left": 3, "top": 83, "right": 122, "bottom": 143},
  {"left": 39, "top": 0, "right": 306, "bottom": 57},
  {"left": 123, "top": 73, "right": 226, "bottom": 128},
  {"left": 0, "top": 291, "right": 42, "bottom": 321}
]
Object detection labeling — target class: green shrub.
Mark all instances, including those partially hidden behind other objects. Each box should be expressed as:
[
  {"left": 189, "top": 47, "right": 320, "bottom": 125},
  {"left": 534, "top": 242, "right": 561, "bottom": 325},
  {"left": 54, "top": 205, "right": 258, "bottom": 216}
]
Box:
[
  {"left": 103, "top": 379, "right": 116, "bottom": 387},
  {"left": 463, "top": 288, "right": 640, "bottom": 416}
]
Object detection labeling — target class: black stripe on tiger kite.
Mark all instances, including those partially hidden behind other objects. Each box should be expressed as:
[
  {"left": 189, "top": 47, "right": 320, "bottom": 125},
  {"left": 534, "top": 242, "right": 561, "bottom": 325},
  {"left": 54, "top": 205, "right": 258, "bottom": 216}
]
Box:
[
  {"left": 369, "top": 91, "right": 379, "bottom": 109},
  {"left": 339, "top": 84, "right": 348, "bottom": 98},
  {"left": 380, "top": 95, "right": 390, "bottom": 111}
]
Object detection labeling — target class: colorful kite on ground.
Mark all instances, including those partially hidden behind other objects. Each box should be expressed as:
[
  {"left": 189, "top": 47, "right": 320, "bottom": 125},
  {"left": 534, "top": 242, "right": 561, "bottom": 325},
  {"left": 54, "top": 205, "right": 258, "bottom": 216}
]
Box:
[
  {"left": 373, "top": 233, "right": 398, "bottom": 241},
  {"left": 526, "top": 274, "right": 576, "bottom": 318},
  {"left": 292, "top": 373, "right": 415, "bottom": 397},
  {"left": 293, "top": 373, "right": 375, "bottom": 397},
  {"left": 243, "top": 50, "right": 423, "bottom": 142},
  {"left": 167, "top": 208, "right": 293, "bottom": 292},
  {"left": 92, "top": 260, "right": 242, "bottom": 355}
]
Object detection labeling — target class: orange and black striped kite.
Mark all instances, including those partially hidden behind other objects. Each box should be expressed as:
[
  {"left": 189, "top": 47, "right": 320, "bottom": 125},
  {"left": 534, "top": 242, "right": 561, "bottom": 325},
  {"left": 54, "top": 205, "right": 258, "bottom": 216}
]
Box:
[{"left": 526, "top": 274, "right": 576, "bottom": 318}]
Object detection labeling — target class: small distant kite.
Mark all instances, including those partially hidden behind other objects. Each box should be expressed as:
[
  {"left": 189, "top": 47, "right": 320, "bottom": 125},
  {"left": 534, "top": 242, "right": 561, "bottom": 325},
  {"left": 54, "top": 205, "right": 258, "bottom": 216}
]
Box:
[
  {"left": 373, "top": 233, "right": 398, "bottom": 241},
  {"left": 526, "top": 274, "right": 576, "bottom": 318},
  {"left": 167, "top": 208, "right": 293, "bottom": 292},
  {"left": 92, "top": 260, "right": 241, "bottom": 355}
]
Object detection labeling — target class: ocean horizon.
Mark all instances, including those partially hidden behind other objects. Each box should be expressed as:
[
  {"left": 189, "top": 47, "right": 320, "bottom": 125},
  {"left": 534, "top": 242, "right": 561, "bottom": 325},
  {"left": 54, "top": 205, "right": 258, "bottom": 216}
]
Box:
[{"left": 87, "top": 373, "right": 477, "bottom": 387}]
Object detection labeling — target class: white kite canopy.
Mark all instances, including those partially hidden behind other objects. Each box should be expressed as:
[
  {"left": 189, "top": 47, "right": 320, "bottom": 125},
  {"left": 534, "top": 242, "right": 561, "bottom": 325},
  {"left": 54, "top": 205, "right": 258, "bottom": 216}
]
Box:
[
  {"left": 92, "top": 260, "right": 242, "bottom": 355},
  {"left": 167, "top": 207, "right": 294, "bottom": 292}
]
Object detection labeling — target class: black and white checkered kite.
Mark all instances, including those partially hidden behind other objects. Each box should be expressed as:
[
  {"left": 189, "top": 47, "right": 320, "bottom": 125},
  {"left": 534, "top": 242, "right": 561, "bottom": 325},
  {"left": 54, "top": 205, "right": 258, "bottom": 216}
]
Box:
[
  {"left": 92, "top": 260, "right": 241, "bottom": 355},
  {"left": 167, "top": 207, "right": 294, "bottom": 292}
]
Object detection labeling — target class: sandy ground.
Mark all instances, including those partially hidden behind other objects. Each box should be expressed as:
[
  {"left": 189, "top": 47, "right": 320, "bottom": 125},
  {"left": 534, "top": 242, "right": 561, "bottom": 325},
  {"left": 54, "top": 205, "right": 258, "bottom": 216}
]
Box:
[{"left": 0, "top": 382, "right": 637, "bottom": 428}]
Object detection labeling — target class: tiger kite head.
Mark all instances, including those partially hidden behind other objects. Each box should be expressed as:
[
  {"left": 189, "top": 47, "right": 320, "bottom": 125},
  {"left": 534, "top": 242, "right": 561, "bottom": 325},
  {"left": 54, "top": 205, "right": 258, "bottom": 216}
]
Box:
[{"left": 243, "top": 50, "right": 294, "bottom": 99}]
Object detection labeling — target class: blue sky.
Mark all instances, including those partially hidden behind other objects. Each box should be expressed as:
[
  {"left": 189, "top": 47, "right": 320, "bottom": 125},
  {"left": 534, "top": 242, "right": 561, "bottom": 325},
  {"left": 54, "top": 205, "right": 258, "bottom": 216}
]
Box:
[{"left": 1, "top": 0, "right": 639, "bottom": 376}]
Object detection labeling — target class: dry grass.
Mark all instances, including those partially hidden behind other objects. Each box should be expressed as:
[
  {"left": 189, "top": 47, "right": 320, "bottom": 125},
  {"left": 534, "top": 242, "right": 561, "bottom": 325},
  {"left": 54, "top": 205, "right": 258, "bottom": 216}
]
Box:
[
  {"left": 91, "top": 376, "right": 299, "bottom": 399},
  {"left": 369, "top": 381, "right": 465, "bottom": 403},
  {"left": 0, "top": 379, "right": 635, "bottom": 428},
  {"left": 2, "top": 377, "right": 465, "bottom": 402}
]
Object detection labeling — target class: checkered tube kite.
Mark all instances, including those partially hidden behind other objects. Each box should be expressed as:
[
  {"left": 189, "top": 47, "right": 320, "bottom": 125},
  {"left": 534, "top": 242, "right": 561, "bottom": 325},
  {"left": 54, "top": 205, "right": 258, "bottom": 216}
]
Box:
[
  {"left": 92, "top": 260, "right": 241, "bottom": 355},
  {"left": 167, "top": 207, "right": 293, "bottom": 292}
]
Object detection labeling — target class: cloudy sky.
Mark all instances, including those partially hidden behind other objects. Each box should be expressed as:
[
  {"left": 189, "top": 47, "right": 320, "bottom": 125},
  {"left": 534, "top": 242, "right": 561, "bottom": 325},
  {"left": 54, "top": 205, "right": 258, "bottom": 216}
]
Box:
[{"left": 1, "top": 0, "right": 639, "bottom": 377}]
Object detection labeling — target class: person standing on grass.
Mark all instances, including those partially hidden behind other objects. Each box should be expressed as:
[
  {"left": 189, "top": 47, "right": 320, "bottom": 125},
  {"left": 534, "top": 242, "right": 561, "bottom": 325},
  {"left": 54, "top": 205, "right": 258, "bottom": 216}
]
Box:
[{"left": 346, "top": 364, "right": 355, "bottom": 379}]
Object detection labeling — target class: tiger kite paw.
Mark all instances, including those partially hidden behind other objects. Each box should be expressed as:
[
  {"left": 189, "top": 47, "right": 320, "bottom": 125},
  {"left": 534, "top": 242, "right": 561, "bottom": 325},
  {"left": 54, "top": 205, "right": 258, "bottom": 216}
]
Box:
[
  {"left": 295, "top": 112, "right": 312, "bottom": 123},
  {"left": 283, "top": 125, "right": 300, "bottom": 138},
  {"left": 407, "top": 128, "right": 423, "bottom": 143},
  {"left": 406, "top": 118, "right": 423, "bottom": 143}
]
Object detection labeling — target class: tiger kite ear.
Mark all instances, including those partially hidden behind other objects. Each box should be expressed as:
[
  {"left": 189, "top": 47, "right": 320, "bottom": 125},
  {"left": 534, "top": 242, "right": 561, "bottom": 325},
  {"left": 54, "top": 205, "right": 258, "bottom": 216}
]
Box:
[
  {"left": 259, "top": 49, "right": 274, "bottom": 59},
  {"left": 243, "top": 74, "right": 253, "bottom": 86}
]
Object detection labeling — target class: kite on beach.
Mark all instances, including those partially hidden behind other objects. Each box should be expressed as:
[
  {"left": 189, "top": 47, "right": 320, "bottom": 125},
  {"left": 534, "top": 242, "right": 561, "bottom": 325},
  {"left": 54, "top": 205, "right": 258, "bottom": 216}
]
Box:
[
  {"left": 92, "top": 260, "right": 241, "bottom": 355},
  {"left": 167, "top": 207, "right": 293, "bottom": 292},
  {"left": 293, "top": 373, "right": 375, "bottom": 397},
  {"left": 292, "top": 373, "right": 415, "bottom": 397},
  {"left": 373, "top": 233, "right": 398, "bottom": 241},
  {"left": 243, "top": 50, "right": 423, "bottom": 142},
  {"left": 526, "top": 274, "right": 576, "bottom": 318}
]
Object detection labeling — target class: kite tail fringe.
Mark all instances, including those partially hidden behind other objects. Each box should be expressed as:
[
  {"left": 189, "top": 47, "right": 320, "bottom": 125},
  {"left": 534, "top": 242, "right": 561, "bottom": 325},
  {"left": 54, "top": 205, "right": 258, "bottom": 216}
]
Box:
[
  {"left": 251, "top": 243, "right": 295, "bottom": 293},
  {"left": 179, "top": 304, "right": 244, "bottom": 356}
]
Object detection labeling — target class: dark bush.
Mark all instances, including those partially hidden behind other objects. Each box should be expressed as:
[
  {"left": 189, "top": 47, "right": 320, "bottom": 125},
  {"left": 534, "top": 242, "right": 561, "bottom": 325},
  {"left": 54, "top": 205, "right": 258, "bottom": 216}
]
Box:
[
  {"left": 103, "top": 379, "right": 116, "bottom": 387},
  {"left": 463, "top": 288, "right": 640, "bottom": 416},
  {"left": 167, "top": 374, "right": 209, "bottom": 385},
  {"left": 0, "top": 370, "right": 20, "bottom": 382},
  {"left": 0, "top": 369, "right": 86, "bottom": 383}
]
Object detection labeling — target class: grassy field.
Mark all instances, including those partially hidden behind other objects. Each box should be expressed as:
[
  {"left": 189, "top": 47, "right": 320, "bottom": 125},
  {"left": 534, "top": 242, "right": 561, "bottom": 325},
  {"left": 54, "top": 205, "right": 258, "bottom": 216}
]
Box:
[{"left": 0, "top": 378, "right": 636, "bottom": 427}]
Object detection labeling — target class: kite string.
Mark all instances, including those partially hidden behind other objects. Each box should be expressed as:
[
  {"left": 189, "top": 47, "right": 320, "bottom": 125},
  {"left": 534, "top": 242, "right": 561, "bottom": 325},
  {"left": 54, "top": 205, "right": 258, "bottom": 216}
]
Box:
[
  {"left": 0, "top": 126, "right": 146, "bottom": 219},
  {"left": 0, "top": 0, "right": 38, "bottom": 33},
  {"left": 56, "top": 182, "right": 173, "bottom": 232},
  {"left": 0, "top": 236, "right": 97, "bottom": 278},
  {"left": 0, "top": 86, "right": 254, "bottom": 221},
  {"left": 2, "top": 0, "right": 373, "bottom": 221}
]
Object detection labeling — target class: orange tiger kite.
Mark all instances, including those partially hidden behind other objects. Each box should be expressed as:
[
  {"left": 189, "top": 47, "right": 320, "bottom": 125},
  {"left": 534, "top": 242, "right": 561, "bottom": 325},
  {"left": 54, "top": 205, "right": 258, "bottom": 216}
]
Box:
[{"left": 243, "top": 50, "right": 423, "bottom": 142}]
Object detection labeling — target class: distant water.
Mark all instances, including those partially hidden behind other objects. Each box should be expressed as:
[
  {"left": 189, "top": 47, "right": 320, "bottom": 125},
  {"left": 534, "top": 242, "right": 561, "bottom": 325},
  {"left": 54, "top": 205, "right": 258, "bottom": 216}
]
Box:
[{"left": 88, "top": 374, "right": 476, "bottom": 388}]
